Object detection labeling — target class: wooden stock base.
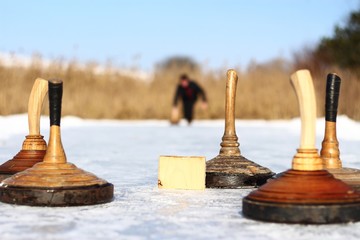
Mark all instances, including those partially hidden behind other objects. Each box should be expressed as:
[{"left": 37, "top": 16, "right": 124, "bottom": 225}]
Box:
[
  {"left": 328, "top": 167, "right": 360, "bottom": 191},
  {"left": 242, "top": 169, "right": 360, "bottom": 224},
  {"left": 206, "top": 155, "right": 274, "bottom": 188},
  {"left": 0, "top": 135, "right": 47, "bottom": 175},
  {"left": 0, "top": 183, "right": 114, "bottom": 206},
  {"left": 0, "top": 160, "right": 114, "bottom": 206},
  {"left": 0, "top": 150, "right": 46, "bottom": 175}
]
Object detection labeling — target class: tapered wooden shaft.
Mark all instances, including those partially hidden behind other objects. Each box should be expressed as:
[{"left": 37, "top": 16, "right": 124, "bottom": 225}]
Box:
[
  {"left": 43, "top": 126, "right": 66, "bottom": 164},
  {"left": 28, "top": 78, "right": 48, "bottom": 136},
  {"left": 321, "top": 73, "right": 341, "bottom": 169},
  {"left": 43, "top": 79, "right": 66, "bottom": 164},
  {"left": 290, "top": 69, "right": 323, "bottom": 170},
  {"left": 219, "top": 69, "right": 240, "bottom": 156}
]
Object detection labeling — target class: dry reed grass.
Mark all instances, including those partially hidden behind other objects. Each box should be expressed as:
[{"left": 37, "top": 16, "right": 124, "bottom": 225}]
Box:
[{"left": 0, "top": 55, "right": 359, "bottom": 120}]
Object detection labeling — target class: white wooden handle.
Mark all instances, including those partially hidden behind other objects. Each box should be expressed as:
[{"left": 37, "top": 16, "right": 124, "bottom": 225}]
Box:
[
  {"left": 290, "top": 69, "right": 316, "bottom": 149},
  {"left": 28, "top": 78, "right": 48, "bottom": 135}
]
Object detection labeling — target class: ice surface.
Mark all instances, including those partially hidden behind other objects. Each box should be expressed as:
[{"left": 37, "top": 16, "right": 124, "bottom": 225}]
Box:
[{"left": 0, "top": 114, "right": 360, "bottom": 240}]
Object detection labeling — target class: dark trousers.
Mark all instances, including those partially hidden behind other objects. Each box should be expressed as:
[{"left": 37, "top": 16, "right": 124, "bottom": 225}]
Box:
[{"left": 183, "top": 101, "right": 195, "bottom": 123}]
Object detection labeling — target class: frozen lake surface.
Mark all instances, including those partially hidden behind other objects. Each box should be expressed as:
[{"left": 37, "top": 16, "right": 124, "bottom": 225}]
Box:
[{"left": 0, "top": 114, "right": 360, "bottom": 240}]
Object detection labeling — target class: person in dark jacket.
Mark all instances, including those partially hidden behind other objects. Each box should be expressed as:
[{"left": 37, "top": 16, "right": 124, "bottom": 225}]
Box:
[{"left": 173, "top": 74, "right": 207, "bottom": 123}]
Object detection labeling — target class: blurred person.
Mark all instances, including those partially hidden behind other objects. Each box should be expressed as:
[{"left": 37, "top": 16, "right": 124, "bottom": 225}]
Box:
[{"left": 172, "top": 74, "right": 207, "bottom": 124}]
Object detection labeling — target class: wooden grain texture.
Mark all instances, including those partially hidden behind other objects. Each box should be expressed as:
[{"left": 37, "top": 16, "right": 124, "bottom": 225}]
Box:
[
  {"left": 0, "top": 149, "right": 46, "bottom": 174},
  {"left": 43, "top": 126, "right": 66, "bottom": 164},
  {"left": 28, "top": 78, "right": 48, "bottom": 135},
  {"left": 158, "top": 156, "right": 205, "bottom": 190},
  {"left": 290, "top": 70, "right": 317, "bottom": 150},
  {"left": 243, "top": 169, "right": 360, "bottom": 224},
  {"left": 247, "top": 169, "right": 360, "bottom": 203},
  {"left": 206, "top": 69, "right": 273, "bottom": 188},
  {"left": 321, "top": 121, "right": 341, "bottom": 168},
  {"left": 242, "top": 69, "right": 360, "bottom": 224},
  {"left": 321, "top": 73, "right": 342, "bottom": 169},
  {"left": 319, "top": 73, "right": 360, "bottom": 189},
  {"left": 0, "top": 79, "right": 113, "bottom": 206},
  {"left": 206, "top": 155, "right": 273, "bottom": 188},
  {"left": 242, "top": 169, "right": 360, "bottom": 224},
  {"left": 219, "top": 69, "right": 240, "bottom": 156},
  {"left": 1, "top": 126, "right": 108, "bottom": 188},
  {"left": 321, "top": 122, "right": 360, "bottom": 189},
  {"left": 0, "top": 80, "right": 109, "bottom": 188},
  {"left": 0, "top": 135, "right": 47, "bottom": 175},
  {"left": 328, "top": 167, "right": 360, "bottom": 191},
  {"left": 291, "top": 148, "right": 323, "bottom": 171},
  {"left": 0, "top": 78, "right": 48, "bottom": 175},
  {"left": 290, "top": 69, "right": 323, "bottom": 171}
]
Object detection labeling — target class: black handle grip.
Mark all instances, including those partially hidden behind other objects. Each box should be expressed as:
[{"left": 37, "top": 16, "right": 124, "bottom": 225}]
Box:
[
  {"left": 48, "top": 79, "right": 63, "bottom": 126},
  {"left": 325, "top": 73, "right": 341, "bottom": 122}
]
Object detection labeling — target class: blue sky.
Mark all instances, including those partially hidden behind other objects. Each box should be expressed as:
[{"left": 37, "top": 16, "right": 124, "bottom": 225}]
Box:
[{"left": 1, "top": 0, "right": 359, "bottom": 70}]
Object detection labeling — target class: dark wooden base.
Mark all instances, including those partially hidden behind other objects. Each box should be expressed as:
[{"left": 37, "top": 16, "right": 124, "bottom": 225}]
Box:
[
  {"left": 206, "top": 155, "right": 274, "bottom": 188},
  {"left": 206, "top": 172, "right": 274, "bottom": 188},
  {"left": 0, "top": 183, "right": 114, "bottom": 207},
  {"left": 242, "top": 197, "right": 360, "bottom": 224},
  {"left": 243, "top": 169, "right": 360, "bottom": 224}
]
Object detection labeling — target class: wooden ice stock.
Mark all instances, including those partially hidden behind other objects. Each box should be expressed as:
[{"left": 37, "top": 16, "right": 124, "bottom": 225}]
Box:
[
  {"left": 205, "top": 69, "right": 273, "bottom": 188},
  {"left": 0, "top": 79, "right": 114, "bottom": 206},
  {"left": 0, "top": 78, "right": 48, "bottom": 176},
  {"left": 290, "top": 70, "right": 323, "bottom": 171},
  {"left": 242, "top": 69, "right": 360, "bottom": 224}
]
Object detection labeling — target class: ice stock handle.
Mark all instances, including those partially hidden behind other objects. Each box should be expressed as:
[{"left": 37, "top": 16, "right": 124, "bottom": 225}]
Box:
[
  {"left": 48, "top": 79, "right": 63, "bottom": 126},
  {"left": 325, "top": 73, "right": 341, "bottom": 122}
]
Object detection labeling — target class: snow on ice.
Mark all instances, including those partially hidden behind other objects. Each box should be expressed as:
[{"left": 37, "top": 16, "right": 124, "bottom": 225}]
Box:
[{"left": 0, "top": 114, "right": 359, "bottom": 239}]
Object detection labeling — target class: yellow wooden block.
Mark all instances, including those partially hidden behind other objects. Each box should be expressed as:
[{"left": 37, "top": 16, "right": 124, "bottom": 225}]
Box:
[{"left": 158, "top": 155, "right": 206, "bottom": 190}]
